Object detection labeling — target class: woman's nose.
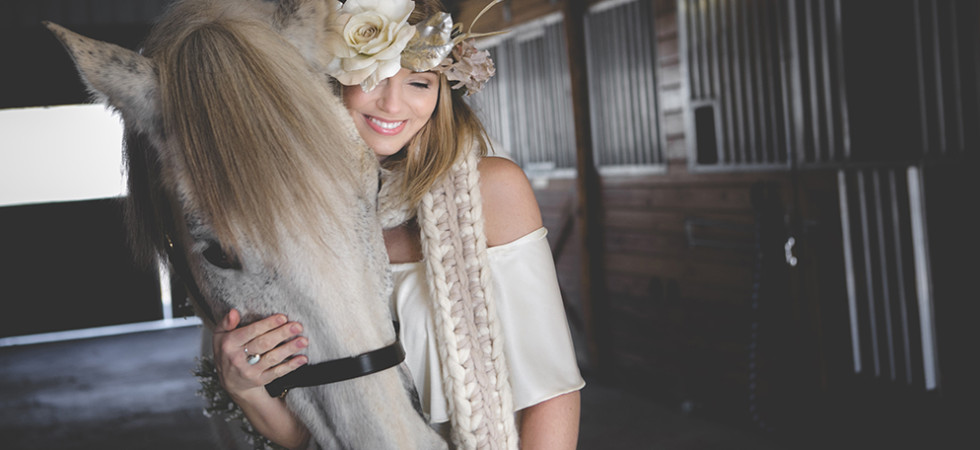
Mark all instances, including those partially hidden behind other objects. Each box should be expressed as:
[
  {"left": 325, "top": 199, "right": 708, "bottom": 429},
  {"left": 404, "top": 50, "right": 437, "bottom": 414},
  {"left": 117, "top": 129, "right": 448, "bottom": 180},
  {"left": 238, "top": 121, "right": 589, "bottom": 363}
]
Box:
[{"left": 376, "top": 83, "right": 402, "bottom": 114}]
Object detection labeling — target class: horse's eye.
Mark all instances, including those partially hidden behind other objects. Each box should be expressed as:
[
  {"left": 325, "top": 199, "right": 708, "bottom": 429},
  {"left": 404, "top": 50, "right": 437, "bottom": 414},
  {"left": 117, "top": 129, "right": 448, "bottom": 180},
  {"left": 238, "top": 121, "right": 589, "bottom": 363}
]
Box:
[{"left": 202, "top": 240, "right": 241, "bottom": 270}]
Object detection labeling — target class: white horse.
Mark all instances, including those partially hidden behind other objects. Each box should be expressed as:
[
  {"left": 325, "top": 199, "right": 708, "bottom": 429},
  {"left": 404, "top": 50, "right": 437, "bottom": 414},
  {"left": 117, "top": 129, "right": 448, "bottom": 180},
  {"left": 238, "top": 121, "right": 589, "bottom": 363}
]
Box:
[{"left": 46, "top": 0, "right": 446, "bottom": 448}]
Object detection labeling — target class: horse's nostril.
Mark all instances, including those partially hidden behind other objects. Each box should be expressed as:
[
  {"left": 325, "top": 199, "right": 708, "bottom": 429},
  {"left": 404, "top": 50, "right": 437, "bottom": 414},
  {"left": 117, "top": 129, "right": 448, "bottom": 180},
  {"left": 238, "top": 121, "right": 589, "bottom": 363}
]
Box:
[{"left": 202, "top": 240, "right": 241, "bottom": 270}]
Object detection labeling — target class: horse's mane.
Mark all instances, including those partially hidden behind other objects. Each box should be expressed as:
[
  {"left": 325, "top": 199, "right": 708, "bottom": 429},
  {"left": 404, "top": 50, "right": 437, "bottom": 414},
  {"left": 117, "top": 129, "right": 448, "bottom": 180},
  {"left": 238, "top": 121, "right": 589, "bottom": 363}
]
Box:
[{"left": 124, "top": 1, "right": 363, "bottom": 266}]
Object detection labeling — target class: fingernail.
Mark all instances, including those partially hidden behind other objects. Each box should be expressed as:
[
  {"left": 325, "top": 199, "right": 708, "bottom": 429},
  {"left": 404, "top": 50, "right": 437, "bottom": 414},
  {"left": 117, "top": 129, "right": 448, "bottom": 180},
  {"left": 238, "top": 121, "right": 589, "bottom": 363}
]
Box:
[
  {"left": 277, "top": 315, "right": 287, "bottom": 325},
  {"left": 291, "top": 323, "right": 303, "bottom": 334},
  {"left": 297, "top": 338, "right": 308, "bottom": 348}
]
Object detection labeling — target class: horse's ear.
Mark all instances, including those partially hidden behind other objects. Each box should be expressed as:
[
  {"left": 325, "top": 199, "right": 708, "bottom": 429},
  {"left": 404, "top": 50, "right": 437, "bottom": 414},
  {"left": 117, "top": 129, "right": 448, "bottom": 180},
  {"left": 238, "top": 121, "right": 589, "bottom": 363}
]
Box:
[{"left": 44, "top": 21, "right": 159, "bottom": 134}]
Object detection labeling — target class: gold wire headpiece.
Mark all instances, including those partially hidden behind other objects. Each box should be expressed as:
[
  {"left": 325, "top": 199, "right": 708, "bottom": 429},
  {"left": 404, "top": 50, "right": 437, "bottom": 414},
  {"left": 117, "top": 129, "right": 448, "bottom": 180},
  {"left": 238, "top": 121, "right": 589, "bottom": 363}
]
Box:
[{"left": 325, "top": 0, "right": 507, "bottom": 94}]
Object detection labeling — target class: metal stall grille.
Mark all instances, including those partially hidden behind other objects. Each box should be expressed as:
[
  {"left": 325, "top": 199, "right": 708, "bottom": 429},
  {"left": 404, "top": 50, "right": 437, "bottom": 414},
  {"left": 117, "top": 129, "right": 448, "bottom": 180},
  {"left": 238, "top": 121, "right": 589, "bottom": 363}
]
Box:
[
  {"left": 680, "top": 0, "right": 849, "bottom": 169},
  {"left": 584, "top": 0, "right": 665, "bottom": 171},
  {"left": 838, "top": 167, "right": 939, "bottom": 391},
  {"left": 469, "top": 14, "right": 577, "bottom": 176},
  {"left": 913, "top": 0, "right": 980, "bottom": 158}
]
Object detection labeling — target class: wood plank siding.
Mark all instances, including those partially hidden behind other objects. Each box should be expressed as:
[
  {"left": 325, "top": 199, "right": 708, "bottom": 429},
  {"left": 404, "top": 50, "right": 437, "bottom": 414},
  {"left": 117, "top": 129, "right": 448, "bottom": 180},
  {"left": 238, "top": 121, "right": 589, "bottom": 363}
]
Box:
[{"left": 453, "top": 0, "right": 978, "bottom": 444}]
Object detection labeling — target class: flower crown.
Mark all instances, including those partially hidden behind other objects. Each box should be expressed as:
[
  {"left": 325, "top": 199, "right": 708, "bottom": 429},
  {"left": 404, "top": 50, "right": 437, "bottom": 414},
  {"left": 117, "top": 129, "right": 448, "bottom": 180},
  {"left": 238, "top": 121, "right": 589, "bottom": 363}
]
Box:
[{"left": 325, "top": 0, "right": 504, "bottom": 94}]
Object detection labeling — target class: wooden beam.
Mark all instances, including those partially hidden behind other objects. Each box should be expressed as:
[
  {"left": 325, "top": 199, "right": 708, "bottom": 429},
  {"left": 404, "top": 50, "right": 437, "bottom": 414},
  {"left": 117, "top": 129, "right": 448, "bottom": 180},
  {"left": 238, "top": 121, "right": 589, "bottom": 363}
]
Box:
[{"left": 563, "top": 0, "right": 609, "bottom": 376}]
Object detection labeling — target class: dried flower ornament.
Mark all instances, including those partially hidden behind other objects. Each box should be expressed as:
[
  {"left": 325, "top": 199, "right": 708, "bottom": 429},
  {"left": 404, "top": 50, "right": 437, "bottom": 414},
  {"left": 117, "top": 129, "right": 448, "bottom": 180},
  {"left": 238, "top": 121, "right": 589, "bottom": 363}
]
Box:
[{"left": 324, "top": 0, "right": 506, "bottom": 95}]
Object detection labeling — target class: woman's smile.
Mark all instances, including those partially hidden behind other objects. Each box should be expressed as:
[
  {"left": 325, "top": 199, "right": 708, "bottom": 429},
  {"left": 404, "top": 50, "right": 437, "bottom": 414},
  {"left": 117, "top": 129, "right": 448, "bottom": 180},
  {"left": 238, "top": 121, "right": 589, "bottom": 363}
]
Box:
[{"left": 365, "top": 115, "right": 408, "bottom": 135}]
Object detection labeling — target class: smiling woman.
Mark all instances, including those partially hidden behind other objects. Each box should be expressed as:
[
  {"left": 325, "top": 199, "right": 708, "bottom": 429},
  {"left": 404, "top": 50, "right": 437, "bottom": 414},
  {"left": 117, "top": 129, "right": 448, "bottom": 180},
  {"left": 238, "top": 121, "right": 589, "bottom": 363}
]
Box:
[{"left": 342, "top": 68, "right": 440, "bottom": 160}]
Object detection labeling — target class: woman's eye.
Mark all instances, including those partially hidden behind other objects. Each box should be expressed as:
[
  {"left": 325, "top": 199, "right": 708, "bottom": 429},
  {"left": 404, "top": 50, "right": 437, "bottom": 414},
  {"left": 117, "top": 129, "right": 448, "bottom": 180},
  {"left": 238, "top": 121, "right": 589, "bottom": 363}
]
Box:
[{"left": 409, "top": 81, "right": 431, "bottom": 89}]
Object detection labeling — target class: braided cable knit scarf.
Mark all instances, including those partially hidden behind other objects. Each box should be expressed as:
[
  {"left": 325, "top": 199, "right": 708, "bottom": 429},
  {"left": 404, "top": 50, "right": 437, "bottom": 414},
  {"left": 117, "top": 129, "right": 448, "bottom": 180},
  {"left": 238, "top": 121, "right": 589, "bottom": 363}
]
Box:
[{"left": 378, "top": 149, "right": 519, "bottom": 450}]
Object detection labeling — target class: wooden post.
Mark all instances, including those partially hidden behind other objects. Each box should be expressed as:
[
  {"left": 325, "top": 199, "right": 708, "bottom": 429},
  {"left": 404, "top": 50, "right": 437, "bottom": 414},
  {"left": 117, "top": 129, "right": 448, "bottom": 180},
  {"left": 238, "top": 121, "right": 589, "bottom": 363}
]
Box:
[{"left": 563, "top": 0, "right": 609, "bottom": 377}]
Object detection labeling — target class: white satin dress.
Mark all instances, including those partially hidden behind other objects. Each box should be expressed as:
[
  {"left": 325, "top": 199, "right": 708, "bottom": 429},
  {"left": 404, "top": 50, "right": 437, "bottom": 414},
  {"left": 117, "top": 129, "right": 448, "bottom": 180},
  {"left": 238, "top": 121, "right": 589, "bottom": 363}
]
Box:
[{"left": 389, "top": 227, "right": 586, "bottom": 428}]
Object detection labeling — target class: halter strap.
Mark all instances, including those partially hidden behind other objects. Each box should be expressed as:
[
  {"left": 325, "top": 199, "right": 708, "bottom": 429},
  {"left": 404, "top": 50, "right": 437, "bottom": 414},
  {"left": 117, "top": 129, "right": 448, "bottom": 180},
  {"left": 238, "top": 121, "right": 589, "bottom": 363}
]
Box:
[{"left": 264, "top": 335, "right": 406, "bottom": 398}]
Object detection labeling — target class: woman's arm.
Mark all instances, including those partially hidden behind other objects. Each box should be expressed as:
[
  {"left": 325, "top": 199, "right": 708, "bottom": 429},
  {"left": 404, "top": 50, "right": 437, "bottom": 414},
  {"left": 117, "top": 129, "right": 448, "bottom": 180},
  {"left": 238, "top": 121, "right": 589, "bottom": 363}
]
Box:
[
  {"left": 212, "top": 309, "right": 312, "bottom": 449},
  {"left": 479, "top": 156, "right": 582, "bottom": 448},
  {"left": 519, "top": 391, "right": 582, "bottom": 449}
]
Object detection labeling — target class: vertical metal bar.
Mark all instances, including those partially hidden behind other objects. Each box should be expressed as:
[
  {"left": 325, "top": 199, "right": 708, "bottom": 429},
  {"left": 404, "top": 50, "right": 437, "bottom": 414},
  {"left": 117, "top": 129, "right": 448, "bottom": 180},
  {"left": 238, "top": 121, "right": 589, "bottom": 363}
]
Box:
[
  {"left": 784, "top": 0, "right": 806, "bottom": 167},
  {"left": 538, "top": 35, "right": 551, "bottom": 165},
  {"left": 947, "top": 0, "right": 965, "bottom": 152},
  {"left": 696, "top": 0, "right": 714, "bottom": 99},
  {"left": 688, "top": 0, "right": 703, "bottom": 100},
  {"left": 839, "top": 170, "right": 863, "bottom": 373},
  {"left": 600, "top": 14, "right": 617, "bottom": 167},
  {"left": 539, "top": 35, "right": 552, "bottom": 165},
  {"left": 584, "top": 13, "right": 600, "bottom": 165},
  {"left": 818, "top": 0, "right": 837, "bottom": 162},
  {"left": 804, "top": 0, "right": 822, "bottom": 164},
  {"left": 729, "top": 1, "right": 747, "bottom": 164},
  {"left": 857, "top": 170, "right": 882, "bottom": 377},
  {"left": 698, "top": 0, "right": 718, "bottom": 98},
  {"left": 872, "top": 170, "right": 897, "bottom": 380},
  {"left": 621, "top": 6, "right": 639, "bottom": 166},
  {"left": 742, "top": 0, "right": 760, "bottom": 164},
  {"left": 722, "top": 1, "right": 740, "bottom": 164},
  {"left": 833, "top": 0, "right": 852, "bottom": 161},
  {"left": 762, "top": 0, "right": 782, "bottom": 163},
  {"left": 587, "top": 14, "right": 604, "bottom": 166},
  {"left": 644, "top": 0, "right": 662, "bottom": 165},
  {"left": 750, "top": 0, "right": 769, "bottom": 163},
  {"left": 714, "top": 0, "right": 732, "bottom": 164},
  {"left": 907, "top": 166, "right": 939, "bottom": 391},
  {"left": 913, "top": 0, "right": 932, "bottom": 153},
  {"left": 512, "top": 40, "right": 528, "bottom": 165},
  {"left": 549, "top": 24, "right": 563, "bottom": 166},
  {"left": 518, "top": 39, "right": 533, "bottom": 164},
  {"left": 498, "top": 45, "right": 516, "bottom": 165},
  {"left": 605, "top": 13, "right": 621, "bottom": 166},
  {"left": 888, "top": 169, "right": 915, "bottom": 385},
  {"left": 709, "top": 0, "right": 726, "bottom": 164},
  {"left": 638, "top": 1, "right": 656, "bottom": 166},
  {"left": 561, "top": 20, "right": 577, "bottom": 168},
  {"left": 775, "top": 0, "right": 799, "bottom": 166},
  {"left": 930, "top": 0, "right": 948, "bottom": 153},
  {"left": 630, "top": 1, "right": 646, "bottom": 165}
]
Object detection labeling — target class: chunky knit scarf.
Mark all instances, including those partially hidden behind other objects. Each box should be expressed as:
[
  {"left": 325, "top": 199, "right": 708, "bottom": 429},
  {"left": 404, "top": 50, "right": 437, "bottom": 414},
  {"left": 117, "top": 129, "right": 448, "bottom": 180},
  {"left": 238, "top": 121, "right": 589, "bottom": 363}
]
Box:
[{"left": 378, "top": 149, "right": 520, "bottom": 450}]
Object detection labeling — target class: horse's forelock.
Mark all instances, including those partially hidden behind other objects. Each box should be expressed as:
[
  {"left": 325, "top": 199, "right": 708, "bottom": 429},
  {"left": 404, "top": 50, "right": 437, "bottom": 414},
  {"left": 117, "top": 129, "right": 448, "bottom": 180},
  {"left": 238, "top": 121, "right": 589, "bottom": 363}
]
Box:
[{"left": 145, "top": 10, "right": 365, "bottom": 262}]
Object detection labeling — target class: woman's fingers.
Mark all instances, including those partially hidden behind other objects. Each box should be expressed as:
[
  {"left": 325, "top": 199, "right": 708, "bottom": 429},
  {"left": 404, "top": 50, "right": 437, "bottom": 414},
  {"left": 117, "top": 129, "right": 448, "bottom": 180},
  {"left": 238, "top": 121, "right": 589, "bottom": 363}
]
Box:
[
  {"left": 219, "top": 308, "right": 241, "bottom": 332},
  {"left": 234, "top": 314, "right": 289, "bottom": 347},
  {"left": 244, "top": 320, "right": 303, "bottom": 356},
  {"left": 255, "top": 336, "right": 310, "bottom": 383}
]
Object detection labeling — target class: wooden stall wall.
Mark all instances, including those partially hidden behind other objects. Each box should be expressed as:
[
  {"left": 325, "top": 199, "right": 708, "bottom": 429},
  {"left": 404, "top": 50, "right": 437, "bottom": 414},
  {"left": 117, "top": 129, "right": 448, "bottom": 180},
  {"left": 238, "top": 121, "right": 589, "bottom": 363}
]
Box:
[{"left": 454, "top": 1, "right": 979, "bottom": 446}]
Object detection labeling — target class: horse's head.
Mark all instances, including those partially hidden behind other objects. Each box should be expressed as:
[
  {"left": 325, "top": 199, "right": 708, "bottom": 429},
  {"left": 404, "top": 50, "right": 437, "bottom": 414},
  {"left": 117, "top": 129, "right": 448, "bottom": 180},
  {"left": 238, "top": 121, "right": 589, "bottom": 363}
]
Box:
[{"left": 46, "top": 1, "right": 446, "bottom": 448}]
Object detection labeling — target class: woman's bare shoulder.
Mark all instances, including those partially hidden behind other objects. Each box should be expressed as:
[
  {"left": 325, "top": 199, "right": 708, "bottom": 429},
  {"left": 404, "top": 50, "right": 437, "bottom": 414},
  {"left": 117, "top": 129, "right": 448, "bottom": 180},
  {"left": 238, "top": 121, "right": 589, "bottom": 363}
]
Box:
[{"left": 478, "top": 156, "right": 543, "bottom": 247}]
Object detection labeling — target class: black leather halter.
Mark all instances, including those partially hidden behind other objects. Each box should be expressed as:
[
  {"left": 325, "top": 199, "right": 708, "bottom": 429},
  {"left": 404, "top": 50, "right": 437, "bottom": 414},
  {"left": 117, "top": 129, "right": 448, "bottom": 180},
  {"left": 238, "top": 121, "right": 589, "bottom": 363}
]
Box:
[
  {"left": 163, "top": 234, "right": 405, "bottom": 398},
  {"left": 264, "top": 336, "right": 405, "bottom": 398}
]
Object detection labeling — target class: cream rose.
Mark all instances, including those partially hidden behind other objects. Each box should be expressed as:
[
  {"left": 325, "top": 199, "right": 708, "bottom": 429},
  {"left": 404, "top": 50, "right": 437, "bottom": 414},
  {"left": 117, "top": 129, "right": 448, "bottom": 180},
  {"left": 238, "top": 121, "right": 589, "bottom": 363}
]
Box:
[{"left": 325, "top": 0, "right": 417, "bottom": 92}]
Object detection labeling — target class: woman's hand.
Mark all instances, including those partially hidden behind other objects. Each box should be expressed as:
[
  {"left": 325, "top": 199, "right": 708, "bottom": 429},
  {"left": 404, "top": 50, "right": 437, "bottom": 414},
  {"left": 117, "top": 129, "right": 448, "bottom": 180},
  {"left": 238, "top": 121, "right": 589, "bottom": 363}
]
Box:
[
  {"left": 211, "top": 309, "right": 312, "bottom": 449},
  {"left": 212, "top": 309, "right": 309, "bottom": 398}
]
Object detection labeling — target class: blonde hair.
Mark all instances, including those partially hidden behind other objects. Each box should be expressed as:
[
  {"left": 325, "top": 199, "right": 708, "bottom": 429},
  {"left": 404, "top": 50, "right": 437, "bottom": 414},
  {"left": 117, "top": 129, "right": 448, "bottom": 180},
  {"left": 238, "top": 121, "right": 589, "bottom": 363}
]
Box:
[
  {"left": 381, "top": 0, "right": 493, "bottom": 208},
  {"left": 127, "top": 3, "right": 362, "bottom": 262}
]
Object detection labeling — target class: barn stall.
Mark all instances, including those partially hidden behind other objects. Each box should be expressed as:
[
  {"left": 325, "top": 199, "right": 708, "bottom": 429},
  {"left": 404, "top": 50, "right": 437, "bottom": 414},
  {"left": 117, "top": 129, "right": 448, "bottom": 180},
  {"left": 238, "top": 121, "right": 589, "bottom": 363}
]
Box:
[{"left": 1, "top": 0, "right": 977, "bottom": 448}]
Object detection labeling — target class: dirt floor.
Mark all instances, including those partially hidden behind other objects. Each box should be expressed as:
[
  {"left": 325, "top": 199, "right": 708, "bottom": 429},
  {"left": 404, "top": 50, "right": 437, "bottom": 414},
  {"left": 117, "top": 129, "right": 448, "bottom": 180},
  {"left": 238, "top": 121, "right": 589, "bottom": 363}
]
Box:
[{"left": 1, "top": 326, "right": 787, "bottom": 450}]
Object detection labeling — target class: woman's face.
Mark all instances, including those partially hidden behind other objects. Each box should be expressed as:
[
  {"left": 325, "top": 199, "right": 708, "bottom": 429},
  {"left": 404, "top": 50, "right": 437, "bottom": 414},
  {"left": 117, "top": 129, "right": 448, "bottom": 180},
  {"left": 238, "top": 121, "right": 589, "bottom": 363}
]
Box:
[{"left": 343, "top": 68, "right": 440, "bottom": 161}]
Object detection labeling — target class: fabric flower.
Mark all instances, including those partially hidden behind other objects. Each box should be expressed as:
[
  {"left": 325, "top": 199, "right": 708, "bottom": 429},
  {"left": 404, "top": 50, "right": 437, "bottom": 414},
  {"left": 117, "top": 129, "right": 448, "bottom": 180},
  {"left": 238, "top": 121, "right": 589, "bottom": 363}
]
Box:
[
  {"left": 324, "top": 0, "right": 417, "bottom": 92},
  {"left": 442, "top": 40, "right": 496, "bottom": 95}
]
